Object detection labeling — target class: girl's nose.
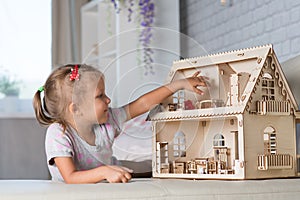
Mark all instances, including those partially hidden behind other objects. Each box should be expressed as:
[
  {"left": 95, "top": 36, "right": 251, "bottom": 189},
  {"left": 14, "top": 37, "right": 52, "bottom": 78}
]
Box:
[{"left": 106, "top": 96, "right": 111, "bottom": 104}]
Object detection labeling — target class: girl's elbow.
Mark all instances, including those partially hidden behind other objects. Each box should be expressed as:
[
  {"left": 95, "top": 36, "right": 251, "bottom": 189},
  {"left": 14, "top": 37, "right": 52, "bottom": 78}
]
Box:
[
  {"left": 62, "top": 173, "right": 81, "bottom": 184},
  {"left": 63, "top": 177, "right": 77, "bottom": 184}
]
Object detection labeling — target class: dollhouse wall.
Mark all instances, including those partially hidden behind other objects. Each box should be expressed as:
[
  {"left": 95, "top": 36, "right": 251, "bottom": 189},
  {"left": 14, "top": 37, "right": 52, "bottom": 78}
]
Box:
[{"left": 243, "top": 113, "right": 296, "bottom": 179}]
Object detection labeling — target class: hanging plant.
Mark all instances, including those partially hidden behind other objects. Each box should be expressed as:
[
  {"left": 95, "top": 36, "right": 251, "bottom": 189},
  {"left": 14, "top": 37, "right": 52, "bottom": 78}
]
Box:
[
  {"left": 110, "top": 0, "right": 155, "bottom": 75},
  {"left": 0, "top": 68, "right": 20, "bottom": 97}
]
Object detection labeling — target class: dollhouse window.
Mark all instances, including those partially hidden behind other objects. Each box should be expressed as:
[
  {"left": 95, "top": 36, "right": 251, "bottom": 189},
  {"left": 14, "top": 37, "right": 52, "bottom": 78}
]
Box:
[
  {"left": 213, "top": 134, "right": 225, "bottom": 147},
  {"left": 173, "top": 90, "right": 185, "bottom": 110},
  {"left": 261, "top": 73, "right": 275, "bottom": 101},
  {"left": 263, "top": 126, "right": 277, "bottom": 154},
  {"left": 173, "top": 131, "right": 186, "bottom": 157}
]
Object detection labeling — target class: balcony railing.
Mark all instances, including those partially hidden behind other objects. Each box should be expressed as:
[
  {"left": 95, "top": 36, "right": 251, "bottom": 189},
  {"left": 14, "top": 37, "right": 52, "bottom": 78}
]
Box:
[
  {"left": 258, "top": 154, "right": 292, "bottom": 170},
  {"left": 256, "top": 100, "right": 290, "bottom": 115}
]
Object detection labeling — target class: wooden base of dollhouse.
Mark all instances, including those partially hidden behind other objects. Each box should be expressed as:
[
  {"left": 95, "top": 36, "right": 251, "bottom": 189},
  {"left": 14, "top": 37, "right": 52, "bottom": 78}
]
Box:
[
  {"left": 152, "top": 172, "right": 299, "bottom": 180},
  {"left": 153, "top": 172, "right": 242, "bottom": 180}
]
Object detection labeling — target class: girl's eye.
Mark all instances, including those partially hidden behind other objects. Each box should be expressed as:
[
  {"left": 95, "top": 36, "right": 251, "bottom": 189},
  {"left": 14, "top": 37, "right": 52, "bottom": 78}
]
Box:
[{"left": 96, "top": 94, "right": 105, "bottom": 99}]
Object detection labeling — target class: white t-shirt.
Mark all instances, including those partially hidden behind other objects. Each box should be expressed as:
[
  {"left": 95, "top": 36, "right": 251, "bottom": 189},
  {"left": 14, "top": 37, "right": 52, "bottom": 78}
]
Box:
[{"left": 45, "top": 107, "right": 127, "bottom": 182}]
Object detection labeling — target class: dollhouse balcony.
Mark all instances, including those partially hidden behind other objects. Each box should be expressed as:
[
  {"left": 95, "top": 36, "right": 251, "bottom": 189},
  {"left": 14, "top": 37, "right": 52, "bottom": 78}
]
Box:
[
  {"left": 257, "top": 154, "right": 292, "bottom": 170},
  {"left": 256, "top": 100, "right": 290, "bottom": 115}
]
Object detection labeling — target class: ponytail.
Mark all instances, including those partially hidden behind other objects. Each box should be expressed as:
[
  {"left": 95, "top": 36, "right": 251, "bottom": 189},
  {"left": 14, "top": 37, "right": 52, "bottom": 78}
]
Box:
[{"left": 33, "top": 89, "right": 55, "bottom": 126}]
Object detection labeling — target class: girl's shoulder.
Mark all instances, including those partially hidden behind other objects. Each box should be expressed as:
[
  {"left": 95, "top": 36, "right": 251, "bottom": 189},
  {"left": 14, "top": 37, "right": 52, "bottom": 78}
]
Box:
[
  {"left": 46, "top": 123, "right": 72, "bottom": 138},
  {"left": 46, "top": 123, "right": 74, "bottom": 144},
  {"left": 47, "top": 123, "right": 64, "bottom": 133}
]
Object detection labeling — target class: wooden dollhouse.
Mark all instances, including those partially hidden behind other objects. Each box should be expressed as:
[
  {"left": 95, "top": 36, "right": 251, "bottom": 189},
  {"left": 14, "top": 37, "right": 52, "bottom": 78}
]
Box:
[{"left": 148, "top": 44, "right": 300, "bottom": 179}]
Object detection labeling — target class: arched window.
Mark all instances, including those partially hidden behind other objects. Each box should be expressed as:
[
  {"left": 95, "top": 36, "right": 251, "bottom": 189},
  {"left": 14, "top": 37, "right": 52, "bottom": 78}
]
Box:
[
  {"left": 261, "top": 73, "right": 275, "bottom": 100},
  {"left": 213, "top": 134, "right": 225, "bottom": 147},
  {"left": 173, "top": 131, "right": 186, "bottom": 157},
  {"left": 263, "top": 126, "right": 276, "bottom": 154}
]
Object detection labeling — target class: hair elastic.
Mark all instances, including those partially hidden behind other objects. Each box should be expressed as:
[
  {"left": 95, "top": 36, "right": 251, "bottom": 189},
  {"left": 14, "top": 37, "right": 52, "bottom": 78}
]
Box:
[{"left": 38, "top": 86, "right": 44, "bottom": 92}]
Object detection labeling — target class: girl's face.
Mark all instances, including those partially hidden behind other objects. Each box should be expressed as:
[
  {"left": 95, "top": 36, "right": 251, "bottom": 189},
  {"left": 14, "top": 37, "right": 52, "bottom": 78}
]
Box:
[
  {"left": 73, "top": 77, "right": 111, "bottom": 126},
  {"left": 93, "top": 78, "right": 111, "bottom": 124}
]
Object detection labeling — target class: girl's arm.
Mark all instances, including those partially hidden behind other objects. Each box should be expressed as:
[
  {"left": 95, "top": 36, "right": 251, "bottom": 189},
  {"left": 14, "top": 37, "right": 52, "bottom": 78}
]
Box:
[
  {"left": 54, "top": 157, "right": 132, "bottom": 184},
  {"left": 125, "top": 71, "right": 207, "bottom": 120}
]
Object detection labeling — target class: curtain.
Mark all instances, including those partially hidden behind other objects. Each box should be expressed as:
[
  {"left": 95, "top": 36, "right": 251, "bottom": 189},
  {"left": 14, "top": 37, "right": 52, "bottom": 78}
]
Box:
[{"left": 51, "top": 0, "right": 90, "bottom": 68}]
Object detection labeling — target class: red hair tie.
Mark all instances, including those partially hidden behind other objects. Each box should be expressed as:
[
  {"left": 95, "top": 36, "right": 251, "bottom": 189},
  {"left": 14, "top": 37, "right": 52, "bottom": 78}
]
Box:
[{"left": 69, "top": 65, "right": 80, "bottom": 81}]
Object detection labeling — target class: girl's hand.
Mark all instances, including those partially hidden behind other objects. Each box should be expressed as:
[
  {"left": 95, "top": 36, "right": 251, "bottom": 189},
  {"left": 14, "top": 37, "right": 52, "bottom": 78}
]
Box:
[
  {"left": 103, "top": 165, "right": 133, "bottom": 183},
  {"left": 54, "top": 157, "right": 133, "bottom": 183},
  {"left": 175, "top": 71, "right": 208, "bottom": 95},
  {"left": 125, "top": 71, "right": 208, "bottom": 120}
]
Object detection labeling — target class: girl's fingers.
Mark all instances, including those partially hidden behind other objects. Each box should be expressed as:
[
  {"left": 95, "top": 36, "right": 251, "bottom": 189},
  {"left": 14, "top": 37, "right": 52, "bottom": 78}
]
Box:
[
  {"left": 197, "top": 76, "right": 210, "bottom": 87},
  {"left": 121, "top": 176, "right": 129, "bottom": 183},
  {"left": 120, "top": 166, "right": 133, "bottom": 173},
  {"left": 119, "top": 171, "right": 131, "bottom": 183},
  {"left": 110, "top": 165, "right": 133, "bottom": 173},
  {"left": 192, "top": 71, "right": 201, "bottom": 77},
  {"left": 194, "top": 87, "right": 204, "bottom": 95},
  {"left": 118, "top": 166, "right": 133, "bottom": 182},
  {"left": 191, "top": 71, "right": 209, "bottom": 87},
  {"left": 124, "top": 172, "right": 132, "bottom": 180}
]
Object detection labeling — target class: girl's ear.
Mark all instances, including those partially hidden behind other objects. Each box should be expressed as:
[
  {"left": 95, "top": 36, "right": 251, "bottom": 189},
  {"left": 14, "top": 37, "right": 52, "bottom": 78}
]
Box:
[{"left": 68, "top": 102, "right": 79, "bottom": 115}]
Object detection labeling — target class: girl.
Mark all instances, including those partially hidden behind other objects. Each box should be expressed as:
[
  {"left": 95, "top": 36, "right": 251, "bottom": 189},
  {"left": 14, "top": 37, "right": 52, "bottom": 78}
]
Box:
[{"left": 33, "top": 64, "right": 206, "bottom": 184}]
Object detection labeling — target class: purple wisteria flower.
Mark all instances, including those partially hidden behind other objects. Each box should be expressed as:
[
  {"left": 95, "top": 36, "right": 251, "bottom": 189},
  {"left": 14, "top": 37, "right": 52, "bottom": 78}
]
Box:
[{"left": 111, "top": 0, "right": 155, "bottom": 75}]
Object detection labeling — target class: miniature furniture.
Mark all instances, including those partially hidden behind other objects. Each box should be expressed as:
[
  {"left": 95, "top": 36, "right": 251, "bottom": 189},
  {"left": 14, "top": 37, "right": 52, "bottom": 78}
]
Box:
[{"left": 148, "top": 44, "right": 300, "bottom": 180}]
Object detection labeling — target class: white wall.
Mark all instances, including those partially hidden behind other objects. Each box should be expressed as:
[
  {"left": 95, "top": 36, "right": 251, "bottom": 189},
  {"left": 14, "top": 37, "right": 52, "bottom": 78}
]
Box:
[{"left": 180, "top": 0, "right": 300, "bottom": 63}]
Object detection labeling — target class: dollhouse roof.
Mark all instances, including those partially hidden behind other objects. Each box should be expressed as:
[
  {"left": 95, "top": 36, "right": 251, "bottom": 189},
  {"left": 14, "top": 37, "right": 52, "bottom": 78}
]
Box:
[{"left": 148, "top": 44, "right": 299, "bottom": 121}]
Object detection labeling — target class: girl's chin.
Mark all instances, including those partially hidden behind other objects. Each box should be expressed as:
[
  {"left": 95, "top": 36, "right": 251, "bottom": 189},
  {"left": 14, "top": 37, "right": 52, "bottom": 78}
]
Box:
[
  {"left": 95, "top": 111, "right": 109, "bottom": 124},
  {"left": 97, "top": 117, "right": 108, "bottom": 124}
]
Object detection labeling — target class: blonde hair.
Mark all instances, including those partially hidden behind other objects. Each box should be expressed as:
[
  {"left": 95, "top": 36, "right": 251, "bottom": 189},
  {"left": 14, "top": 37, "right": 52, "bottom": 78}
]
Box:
[{"left": 33, "top": 64, "right": 103, "bottom": 130}]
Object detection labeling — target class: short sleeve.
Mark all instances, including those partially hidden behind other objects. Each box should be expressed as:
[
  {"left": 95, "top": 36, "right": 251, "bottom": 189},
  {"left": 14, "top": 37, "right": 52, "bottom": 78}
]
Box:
[
  {"left": 45, "top": 123, "right": 74, "bottom": 165},
  {"left": 106, "top": 107, "right": 127, "bottom": 137}
]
